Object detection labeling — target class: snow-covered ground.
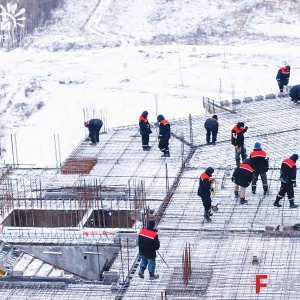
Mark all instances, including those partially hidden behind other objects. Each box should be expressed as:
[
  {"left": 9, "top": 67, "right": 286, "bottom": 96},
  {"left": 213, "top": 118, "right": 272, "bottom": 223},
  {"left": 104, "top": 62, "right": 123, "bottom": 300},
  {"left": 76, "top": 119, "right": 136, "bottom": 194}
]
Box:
[{"left": 1, "top": 0, "right": 300, "bottom": 166}]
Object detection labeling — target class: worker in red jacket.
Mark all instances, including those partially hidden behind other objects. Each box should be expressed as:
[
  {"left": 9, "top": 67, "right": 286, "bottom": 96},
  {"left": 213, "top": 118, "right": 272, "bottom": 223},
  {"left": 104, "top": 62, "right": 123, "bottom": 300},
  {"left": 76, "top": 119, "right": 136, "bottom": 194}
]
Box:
[
  {"left": 138, "top": 221, "right": 160, "bottom": 280},
  {"left": 232, "top": 158, "right": 254, "bottom": 204},
  {"left": 157, "top": 115, "right": 171, "bottom": 157},
  {"left": 250, "top": 142, "right": 269, "bottom": 195},
  {"left": 139, "top": 111, "right": 152, "bottom": 151},
  {"left": 276, "top": 65, "right": 290, "bottom": 92},
  {"left": 231, "top": 122, "right": 248, "bottom": 166},
  {"left": 84, "top": 119, "right": 103, "bottom": 146},
  {"left": 197, "top": 167, "right": 215, "bottom": 220},
  {"left": 274, "top": 154, "right": 299, "bottom": 208}
]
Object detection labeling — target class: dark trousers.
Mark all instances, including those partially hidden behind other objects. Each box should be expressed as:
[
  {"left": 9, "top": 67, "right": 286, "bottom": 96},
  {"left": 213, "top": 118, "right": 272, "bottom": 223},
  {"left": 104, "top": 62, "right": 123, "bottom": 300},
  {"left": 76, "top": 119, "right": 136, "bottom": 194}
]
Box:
[
  {"left": 139, "top": 256, "right": 156, "bottom": 276},
  {"left": 89, "top": 127, "right": 100, "bottom": 143},
  {"left": 142, "top": 134, "right": 150, "bottom": 148},
  {"left": 205, "top": 128, "right": 217, "bottom": 143},
  {"left": 252, "top": 172, "right": 268, "bottom": 191},
  {"left": 276, "top": 182, "right": 294, "bottom": 201},
  {"left": 158, "top": 139, "right": 169, "bottom": 154},
  {"left": 235, "top": 146, "right": 247, "bottom": 165},
  {"left": 277, "top": 81, "right": 287, "bottom": 92},
  {"left": 200, "top": 194, "right": 211, "bottom": 212}
]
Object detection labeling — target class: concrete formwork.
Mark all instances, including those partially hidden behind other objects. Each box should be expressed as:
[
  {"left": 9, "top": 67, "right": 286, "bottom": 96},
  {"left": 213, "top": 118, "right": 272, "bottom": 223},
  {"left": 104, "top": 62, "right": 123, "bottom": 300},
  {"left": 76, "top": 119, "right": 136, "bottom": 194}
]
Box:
[{"left": 0, "top": 96, "right": 300, "bottom": 298}]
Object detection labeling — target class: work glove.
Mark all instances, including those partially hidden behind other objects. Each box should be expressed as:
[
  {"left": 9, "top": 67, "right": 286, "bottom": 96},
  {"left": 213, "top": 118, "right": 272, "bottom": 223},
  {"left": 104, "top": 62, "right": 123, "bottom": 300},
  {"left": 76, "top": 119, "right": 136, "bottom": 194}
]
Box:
[
  {"left": 231, "top": 177, "right": 235, "bottom": 183},
  {"left": 210, "top": 187, "right": 214, "bottom": 192},
  {"left": 244, "top": 126, "right": 248, "bottom": 132},
  {"left": 293, "top": 182, "right": 297, "bottom": 188}
]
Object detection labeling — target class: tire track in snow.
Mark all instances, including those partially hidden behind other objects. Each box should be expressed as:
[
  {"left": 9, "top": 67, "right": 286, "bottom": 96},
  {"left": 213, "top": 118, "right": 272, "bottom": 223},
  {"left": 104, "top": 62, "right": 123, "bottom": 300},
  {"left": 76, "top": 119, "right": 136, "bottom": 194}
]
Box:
[{"left": 85, "top": 0, "right": 112, "bottom": 34}]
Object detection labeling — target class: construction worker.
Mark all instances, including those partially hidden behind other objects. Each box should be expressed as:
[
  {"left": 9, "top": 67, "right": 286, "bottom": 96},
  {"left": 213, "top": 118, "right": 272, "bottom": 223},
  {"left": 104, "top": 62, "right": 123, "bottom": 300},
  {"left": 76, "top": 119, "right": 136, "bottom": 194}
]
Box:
[
  {"left": 274, "top": 154, "right": 299, "bottom": 209},
  {"left": 276, "top": 65, "right": 290, "bottom": 92},
  {"left": 232, "top": 158, "right": 254, "bottom": 204},
  {"left": 84, "top": 119, "right": 103, "bottom": 146},
  {"left": 139, "top": 111, "right": 152, "bottom": 151},
  {"left": 250, "top": 142, "right": 269, "bottom": 195},
  {"left": 198, "top": 167, "right": 215, "bottom": 220},
  {"left": 157, "top": 115, "right": 170, "bottom": 157},
  {"left": 204, "top": 114, "right": 219, "bottom": 145},
  {"left": 289, "top": 84, "right": 300, "bottom": 102},
  {"left": 138, "top": 220, "right": 160, "bottom": 280},
  {"left": 231, "top": 122, "right": 248, "bottom": 166}
]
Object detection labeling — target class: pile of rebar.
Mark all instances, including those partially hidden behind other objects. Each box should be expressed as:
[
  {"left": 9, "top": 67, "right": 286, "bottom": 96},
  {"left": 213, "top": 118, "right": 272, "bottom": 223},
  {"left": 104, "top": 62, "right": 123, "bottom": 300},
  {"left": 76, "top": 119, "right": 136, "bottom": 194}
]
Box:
[{"left": 61, "top": 157, "right": 98, "bottom": 174}]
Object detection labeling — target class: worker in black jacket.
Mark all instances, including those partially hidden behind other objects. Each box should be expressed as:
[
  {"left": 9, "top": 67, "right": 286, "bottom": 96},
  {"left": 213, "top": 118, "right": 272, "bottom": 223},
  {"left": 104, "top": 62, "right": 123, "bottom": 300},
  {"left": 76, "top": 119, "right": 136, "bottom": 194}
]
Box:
[
  {"left": 289, "top": 84, "right": 300, "bottom": 102},
  {"left": 231, "top": 122, "right": 248, "bottom": 166},
  {"left": 274, "top": 154, "right": 299, "bottom": 208},
  {"left": 204, "top": 114, "right": 219, "bottom": 145},
  {"left": 232, "top": 158, "right": 254, "bottom": 204},
  {"left": 138, "top": 220, "right": 160, "bottom": 280},
  {"left": 250, "top": 142, "right": 269, "bottom": 195},
  {"left": 198, "top": 167, "right": 215, "bottom": 219},
  {"left": 276, "top": 65, "right": 290, "bottom": 92},
  {"left": 157, "top": 115, "right": 171, "bottom": 157},
  {"left": 84, "top": 119, "right": 103, "bottom": 146},
  {"left": 139, "top": 111, "right": 152, "bottom": 151}
]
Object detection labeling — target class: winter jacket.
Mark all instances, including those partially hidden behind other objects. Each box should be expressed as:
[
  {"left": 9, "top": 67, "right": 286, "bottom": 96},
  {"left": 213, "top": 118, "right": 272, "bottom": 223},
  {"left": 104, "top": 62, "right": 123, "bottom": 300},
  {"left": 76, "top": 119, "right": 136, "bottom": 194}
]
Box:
[
  {"left": 280, "top": 158, "right": 297, "bottom": 184},
  {"left": 250, "top": 149, "right": 269, "bottom": 174},
  {"left": 231, "top": 124, "right": 247, "bottom": 147},
  {"left": 289, "top": 85, "right": 300, "bottom": 100},
  {"left": 139, "top": 116, "right": 152, "bottom": 135},
  {"left": 86, "top": 119, "right": 103, "bottom": 132},
  {"left": 276, "top": 67, "right": 290, "bottom": 85},
  {"left": 159, "top": 119, "right": 171, "bottom": 140},
  {"left": 138, "top": 228, "right": 160, "bottom": 258},
  {"left": 232, "top": 162, "right": 254, "bottom": 188},
  {"left": 204, "top": 117, "right": 219, "bottom": 132},
  {"left": 197, "top": 172, "right": 212, "bottom": 197}
]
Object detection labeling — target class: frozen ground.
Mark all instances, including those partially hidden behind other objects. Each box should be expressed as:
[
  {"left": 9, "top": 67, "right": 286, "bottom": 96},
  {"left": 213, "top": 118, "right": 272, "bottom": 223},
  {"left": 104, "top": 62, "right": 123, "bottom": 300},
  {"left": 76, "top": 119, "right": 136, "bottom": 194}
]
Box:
[{"left": 1, "top": 0, "right": 300, "bottom": 166}]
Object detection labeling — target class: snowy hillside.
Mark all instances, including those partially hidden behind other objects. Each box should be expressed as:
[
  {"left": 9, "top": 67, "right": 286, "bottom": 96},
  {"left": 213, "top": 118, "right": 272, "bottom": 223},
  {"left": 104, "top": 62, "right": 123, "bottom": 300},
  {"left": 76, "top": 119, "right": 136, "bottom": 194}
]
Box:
[
  {"left": 1, "top": 0, "right": 300, "bottom": 166},
  {"left": 23, "top": 0, "right": 300, "bottom": 50}
]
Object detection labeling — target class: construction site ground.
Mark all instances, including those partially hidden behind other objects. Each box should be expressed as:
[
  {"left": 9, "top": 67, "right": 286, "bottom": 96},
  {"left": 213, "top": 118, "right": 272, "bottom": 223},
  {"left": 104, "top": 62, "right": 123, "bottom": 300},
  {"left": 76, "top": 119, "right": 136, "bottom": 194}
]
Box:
[{"left": 0, "top": 96, "right": 300, "bottom": 299}]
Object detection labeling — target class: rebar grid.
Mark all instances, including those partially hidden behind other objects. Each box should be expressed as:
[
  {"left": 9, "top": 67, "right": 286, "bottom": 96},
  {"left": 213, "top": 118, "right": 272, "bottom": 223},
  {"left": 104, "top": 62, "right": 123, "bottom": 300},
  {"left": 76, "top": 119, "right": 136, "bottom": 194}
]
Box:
[{"left": 0, "top": 97, "right": 299, "bottom": 298}]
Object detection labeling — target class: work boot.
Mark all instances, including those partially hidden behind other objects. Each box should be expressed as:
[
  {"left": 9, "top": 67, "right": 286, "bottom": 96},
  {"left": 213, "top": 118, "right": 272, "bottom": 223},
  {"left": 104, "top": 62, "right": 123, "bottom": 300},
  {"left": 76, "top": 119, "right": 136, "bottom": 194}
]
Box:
[
  {"left": 165, "top": 151, "right": 170, "bottom": 157},
  {"left": 273, "top": 201, "right": 282, "bottom": 207},
  {"left": 149, "top": 274, "right": 159, "bottom": 280},
  {"left": 204, "top": 210, "right": 213, "bottom": 217},
  {"left": 240, "top": 198, "right": 247, "bottom": 204},
  {"left": 289, "top": 200, "right": 299, "bottom": 209},
  {"left": 161, "top": 153, "right": 167, "bottom": 157},
  {"left": 143, "top": 146, "right": 151, "bottom": 151},
  {"left": 264, "top": 190, "right": 268, "bottom": 196},
  {"left": 234, "top": 191, "right": 238, "bottom": 199},
  {"left": 138, "top": 271, "right": 144, "bottom": 279},
  {"left": 252, "top": 190, "right": 256, "bottom": 195},
  {"left": 90, "top": 142, "right": 97, "bottom": 146}
]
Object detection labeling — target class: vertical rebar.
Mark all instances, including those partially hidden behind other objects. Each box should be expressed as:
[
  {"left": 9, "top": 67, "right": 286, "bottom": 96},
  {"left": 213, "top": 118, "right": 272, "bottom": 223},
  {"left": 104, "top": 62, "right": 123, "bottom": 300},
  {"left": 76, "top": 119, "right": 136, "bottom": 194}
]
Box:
[
  {"left": 54, "top": 134, "right": 58, "bottom": 168},
  {"left": 14, "top": 133, "right": 18, "bottom": 166},
  {"left": 10, "top": 134, "right": 15, "bottom": 167},
  {"left": 165, "top": 163, "right": 169, "bottom": 194},
  {"left": 57, "top": 134, "right": 62, "bottom": 167},
  {"left": 189, "top": 114, "right": 193, "bottom": 145},
  {"left": 127, "top": 238, "right": 130, "bottom": 282},
  {"left": 119, "top": 238, "right": 125, "bottom": 283}
]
